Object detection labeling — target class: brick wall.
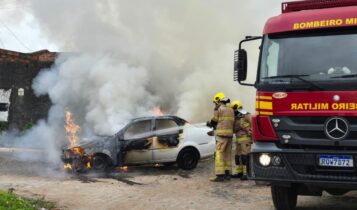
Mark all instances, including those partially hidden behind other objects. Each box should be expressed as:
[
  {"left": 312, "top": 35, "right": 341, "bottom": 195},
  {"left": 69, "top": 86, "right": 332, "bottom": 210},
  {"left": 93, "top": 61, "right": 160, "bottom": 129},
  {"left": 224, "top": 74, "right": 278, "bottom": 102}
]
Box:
[{"left": 0, "top": 49, "right": 56, "bottom": 129}]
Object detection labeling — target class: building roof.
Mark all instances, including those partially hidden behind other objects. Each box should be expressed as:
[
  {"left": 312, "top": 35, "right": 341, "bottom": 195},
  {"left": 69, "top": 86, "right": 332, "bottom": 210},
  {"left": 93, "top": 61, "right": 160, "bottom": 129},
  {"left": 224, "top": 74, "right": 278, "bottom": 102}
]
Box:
[{"left": 0, "top": 48, "right": 57, "bottom": 63}]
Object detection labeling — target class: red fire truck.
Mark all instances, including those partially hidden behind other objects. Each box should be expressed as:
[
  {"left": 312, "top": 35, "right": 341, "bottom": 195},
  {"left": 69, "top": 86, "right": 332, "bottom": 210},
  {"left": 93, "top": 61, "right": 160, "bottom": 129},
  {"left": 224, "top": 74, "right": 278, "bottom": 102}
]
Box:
[{"left": 235, "top": 1, "right": 357, "bottom": 209}]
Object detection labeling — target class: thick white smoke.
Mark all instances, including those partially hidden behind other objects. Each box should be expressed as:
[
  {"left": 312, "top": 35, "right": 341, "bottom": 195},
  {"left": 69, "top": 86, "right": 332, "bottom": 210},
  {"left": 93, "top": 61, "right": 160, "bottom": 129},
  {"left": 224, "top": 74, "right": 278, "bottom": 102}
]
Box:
[
  {"left": 1, "top": 1, "right": 281, "bottom": 164},
  {"left": 29, "top": 0, "right": 279, "bottom": 122},
  {"left": 33, "top": 53, "right": 160, "bottom": 135}
]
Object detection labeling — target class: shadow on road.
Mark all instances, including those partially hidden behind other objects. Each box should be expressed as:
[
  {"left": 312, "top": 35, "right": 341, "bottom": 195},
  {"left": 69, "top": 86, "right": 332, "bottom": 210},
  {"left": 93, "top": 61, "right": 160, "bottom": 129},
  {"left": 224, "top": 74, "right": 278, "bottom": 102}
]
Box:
[{"left": 297, "top": 193, "right": 357, "bottom": 210}]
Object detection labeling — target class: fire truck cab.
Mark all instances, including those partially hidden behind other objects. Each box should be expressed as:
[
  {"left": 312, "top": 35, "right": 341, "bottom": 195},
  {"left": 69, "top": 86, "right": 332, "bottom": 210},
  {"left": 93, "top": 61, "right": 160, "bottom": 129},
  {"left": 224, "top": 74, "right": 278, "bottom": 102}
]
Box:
[{"left": 235, "top": 1, "right": 357, "bottom": 209}]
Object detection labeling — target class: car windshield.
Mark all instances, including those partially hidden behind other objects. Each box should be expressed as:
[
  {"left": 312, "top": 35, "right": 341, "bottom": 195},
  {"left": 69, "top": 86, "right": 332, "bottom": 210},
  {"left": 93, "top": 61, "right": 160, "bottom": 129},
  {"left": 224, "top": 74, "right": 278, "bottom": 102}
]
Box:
[{"left": 259, "top": 31, "right": 357, "bottom": 86}]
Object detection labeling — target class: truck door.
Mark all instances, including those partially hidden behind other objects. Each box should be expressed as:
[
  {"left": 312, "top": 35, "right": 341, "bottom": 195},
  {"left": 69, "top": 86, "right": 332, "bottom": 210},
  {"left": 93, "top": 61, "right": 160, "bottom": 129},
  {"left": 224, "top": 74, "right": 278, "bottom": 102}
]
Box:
[
  {"left": 121, "top": 119, "right": 154, "bottom": 164},
  {"left": 152, "top": 118, "right": 184, "bottom": 162}
]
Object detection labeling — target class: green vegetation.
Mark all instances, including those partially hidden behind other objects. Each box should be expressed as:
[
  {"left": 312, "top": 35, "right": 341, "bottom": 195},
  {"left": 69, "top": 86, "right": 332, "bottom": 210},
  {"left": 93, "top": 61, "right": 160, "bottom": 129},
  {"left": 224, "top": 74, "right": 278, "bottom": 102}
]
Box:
[
  {"left": 0, "top": 122, "right": 7, "bottom": 133},
  {"left": 22, "top": 122, "right": 34, "bottom": 131},
  {"left": 0, "top": 190, "right": 56, "bottom": 210}
]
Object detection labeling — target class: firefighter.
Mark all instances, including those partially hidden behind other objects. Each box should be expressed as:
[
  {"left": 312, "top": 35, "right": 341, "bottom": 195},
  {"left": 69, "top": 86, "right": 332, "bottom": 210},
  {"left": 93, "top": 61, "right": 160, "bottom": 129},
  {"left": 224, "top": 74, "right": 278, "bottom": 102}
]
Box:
[
  {"left": 207, "top": 92, "right": 235, "bottom": 182},
  {"left": 231, "top": 100, "right": 252, "bottom": 180}
]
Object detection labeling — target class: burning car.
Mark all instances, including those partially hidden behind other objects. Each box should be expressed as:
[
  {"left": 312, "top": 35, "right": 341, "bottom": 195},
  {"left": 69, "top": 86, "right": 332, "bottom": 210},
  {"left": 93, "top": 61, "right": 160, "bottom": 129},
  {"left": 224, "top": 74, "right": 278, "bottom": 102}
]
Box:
[{"left": 62, "top": 116, "right": 215, "bottom": 172}]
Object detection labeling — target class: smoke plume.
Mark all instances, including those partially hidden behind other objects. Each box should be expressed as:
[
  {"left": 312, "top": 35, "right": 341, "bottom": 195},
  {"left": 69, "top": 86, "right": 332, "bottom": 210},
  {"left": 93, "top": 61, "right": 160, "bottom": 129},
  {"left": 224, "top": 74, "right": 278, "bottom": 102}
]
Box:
[
  {"left": 30, "top": 0, "right": 279, "bottom": 126},
  {"left": 1, "top": 1, "right": 281, "bottom": 164}
]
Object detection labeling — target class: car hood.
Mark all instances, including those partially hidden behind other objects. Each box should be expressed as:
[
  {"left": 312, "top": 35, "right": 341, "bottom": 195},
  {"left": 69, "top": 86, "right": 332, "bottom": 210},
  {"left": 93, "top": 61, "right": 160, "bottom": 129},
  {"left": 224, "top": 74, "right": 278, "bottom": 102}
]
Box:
[{"left": 65, "top": 135, "right": 111, "bottom": 150}]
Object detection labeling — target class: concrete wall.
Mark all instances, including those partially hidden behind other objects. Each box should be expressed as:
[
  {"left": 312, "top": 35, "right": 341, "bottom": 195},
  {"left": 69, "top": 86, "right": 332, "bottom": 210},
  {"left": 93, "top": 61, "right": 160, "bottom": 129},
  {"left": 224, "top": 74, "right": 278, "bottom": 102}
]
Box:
[{"left": 0, "top": 49, "right": 55, "bottom": 130}]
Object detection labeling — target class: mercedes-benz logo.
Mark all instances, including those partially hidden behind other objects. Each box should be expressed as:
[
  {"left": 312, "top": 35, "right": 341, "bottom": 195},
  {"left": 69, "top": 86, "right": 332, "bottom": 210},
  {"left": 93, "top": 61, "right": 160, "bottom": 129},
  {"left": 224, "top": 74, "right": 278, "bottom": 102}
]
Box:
[
  {"left": 324, "top": 117, "right": 349, "bottom": 140},
  {"left": 333, "top": 95, "right": 340, "bottom": 102}
]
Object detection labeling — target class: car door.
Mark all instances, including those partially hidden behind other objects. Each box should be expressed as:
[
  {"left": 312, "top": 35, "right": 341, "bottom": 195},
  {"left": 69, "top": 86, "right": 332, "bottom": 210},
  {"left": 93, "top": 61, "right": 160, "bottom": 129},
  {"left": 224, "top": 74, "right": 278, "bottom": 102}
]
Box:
[
  {"left": 121, "top": 119, "right": 154, "bottom": 164},
  {"left": 152, "top": 118, "right": 184, "bottom": 162}
]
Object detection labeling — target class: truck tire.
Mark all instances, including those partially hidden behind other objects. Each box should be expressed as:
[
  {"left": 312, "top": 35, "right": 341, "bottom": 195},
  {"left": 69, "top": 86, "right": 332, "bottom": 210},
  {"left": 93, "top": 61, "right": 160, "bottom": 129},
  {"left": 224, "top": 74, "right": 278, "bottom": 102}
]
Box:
[{"left": 271, "top": 185, "right": 297, "bottom": 210}]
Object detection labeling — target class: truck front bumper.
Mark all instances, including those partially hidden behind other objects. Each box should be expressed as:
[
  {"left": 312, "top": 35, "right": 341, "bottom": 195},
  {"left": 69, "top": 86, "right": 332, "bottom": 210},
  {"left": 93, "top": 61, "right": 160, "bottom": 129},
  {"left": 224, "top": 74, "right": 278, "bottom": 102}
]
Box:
[{"left": 249, "top": 142, "right": 357, "bottom": 189}]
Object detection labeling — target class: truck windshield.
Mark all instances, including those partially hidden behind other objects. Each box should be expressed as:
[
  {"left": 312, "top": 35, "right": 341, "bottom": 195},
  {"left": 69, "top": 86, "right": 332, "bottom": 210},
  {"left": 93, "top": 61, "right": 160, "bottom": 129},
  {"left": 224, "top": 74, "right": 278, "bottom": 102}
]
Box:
[{"left": 259, "top": 31, "right": 357, "bottom": 86}]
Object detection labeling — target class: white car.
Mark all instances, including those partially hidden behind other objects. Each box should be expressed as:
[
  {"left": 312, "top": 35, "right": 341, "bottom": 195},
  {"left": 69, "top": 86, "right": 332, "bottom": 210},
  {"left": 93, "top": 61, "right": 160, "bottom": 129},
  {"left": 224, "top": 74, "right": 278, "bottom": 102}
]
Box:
[{"left": 62, "top": 116, "right": 215, "bottom": 171}]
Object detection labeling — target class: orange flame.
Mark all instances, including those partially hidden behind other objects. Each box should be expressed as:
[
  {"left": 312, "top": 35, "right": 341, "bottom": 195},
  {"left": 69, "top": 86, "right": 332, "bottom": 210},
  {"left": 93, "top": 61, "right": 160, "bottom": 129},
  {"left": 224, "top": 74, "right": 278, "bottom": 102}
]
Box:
[
  {"left": 115, "top": 166, "right": 128, "bottom": 171},
  {"left": 64, "top": 163, "right": 72, "bottom": 169},
  {"left": 153, "top": 106, "right": 164, "bottom": 116},
  {"left": 65, "top": 111, "right": 80, "bottom": 147}
]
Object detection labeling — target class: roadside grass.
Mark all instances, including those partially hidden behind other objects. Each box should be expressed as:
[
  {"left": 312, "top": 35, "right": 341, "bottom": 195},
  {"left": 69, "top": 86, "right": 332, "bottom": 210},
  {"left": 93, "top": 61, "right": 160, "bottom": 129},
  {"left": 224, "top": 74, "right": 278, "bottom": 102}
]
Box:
[{"left": 0, "top": 190, "right": 56, "bottom": 210}]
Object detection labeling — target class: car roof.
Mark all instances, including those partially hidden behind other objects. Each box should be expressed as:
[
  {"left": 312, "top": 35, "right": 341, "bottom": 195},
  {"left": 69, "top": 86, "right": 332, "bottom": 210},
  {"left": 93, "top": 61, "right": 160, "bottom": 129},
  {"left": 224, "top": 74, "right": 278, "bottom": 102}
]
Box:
[{"left": 130, "top": 115, "right": 187, "bottom": 123}]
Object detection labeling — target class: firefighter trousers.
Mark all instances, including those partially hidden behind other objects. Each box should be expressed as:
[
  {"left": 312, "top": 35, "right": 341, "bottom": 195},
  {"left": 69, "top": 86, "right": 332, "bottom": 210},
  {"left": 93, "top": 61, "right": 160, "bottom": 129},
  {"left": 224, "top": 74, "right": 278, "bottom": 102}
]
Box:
[
  {"left": 235, "top": 141, "right": 251, "bottom": 175},
  {"left": 215, "top": 136, "right": 232, "bottom": 175}
]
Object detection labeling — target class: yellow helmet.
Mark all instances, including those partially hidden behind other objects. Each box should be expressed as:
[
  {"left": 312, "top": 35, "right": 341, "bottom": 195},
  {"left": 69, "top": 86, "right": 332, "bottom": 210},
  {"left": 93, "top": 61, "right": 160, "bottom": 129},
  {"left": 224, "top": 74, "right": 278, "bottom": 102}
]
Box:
[
  {"left": 231, "top": 100, "right": 242, "bottom": 110},
  {"left": 212, "top": 92, "right": 225, "bottom": 104}
]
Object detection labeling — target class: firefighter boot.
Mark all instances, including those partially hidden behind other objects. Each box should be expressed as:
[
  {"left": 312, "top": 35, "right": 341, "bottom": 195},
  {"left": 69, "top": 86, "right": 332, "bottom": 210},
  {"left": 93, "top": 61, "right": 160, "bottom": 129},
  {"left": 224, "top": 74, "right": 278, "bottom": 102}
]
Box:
[
  {"left": 240, "top": 155, "right": 248, "bottom": 181},
  {"left": 231, "top": 155, "right": 243, "bottom": 178},
  {"left": 224, "top": 170, "right": 231, "bottom": 181},
  {"left": 210, "top": 175, "right": 225, "bottom": 182}
]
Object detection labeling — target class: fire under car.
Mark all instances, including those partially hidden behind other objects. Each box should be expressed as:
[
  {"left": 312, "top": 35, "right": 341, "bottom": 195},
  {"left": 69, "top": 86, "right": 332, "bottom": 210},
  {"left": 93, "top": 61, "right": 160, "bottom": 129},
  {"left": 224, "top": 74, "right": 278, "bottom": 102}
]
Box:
[{"left": 61, "top": 116, "right": 215, "bottom": 172}]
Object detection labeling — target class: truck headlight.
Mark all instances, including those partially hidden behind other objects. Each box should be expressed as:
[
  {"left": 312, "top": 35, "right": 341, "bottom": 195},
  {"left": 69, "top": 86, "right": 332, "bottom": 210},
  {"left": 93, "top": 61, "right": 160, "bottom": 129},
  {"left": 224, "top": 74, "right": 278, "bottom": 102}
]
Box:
[{"left": 258, "top": 153, "right": 271, "bottom": 167}]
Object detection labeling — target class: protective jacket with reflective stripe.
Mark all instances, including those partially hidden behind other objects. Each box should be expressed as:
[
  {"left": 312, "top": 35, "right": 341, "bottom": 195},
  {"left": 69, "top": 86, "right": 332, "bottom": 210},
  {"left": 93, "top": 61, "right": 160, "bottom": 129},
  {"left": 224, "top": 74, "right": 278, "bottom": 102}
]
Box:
[
  {"left": 211, "top": 104, "right": 234, "bottom": 137},
  {"left": 234, "top": 113, "right": 252, "bottom": 143}
]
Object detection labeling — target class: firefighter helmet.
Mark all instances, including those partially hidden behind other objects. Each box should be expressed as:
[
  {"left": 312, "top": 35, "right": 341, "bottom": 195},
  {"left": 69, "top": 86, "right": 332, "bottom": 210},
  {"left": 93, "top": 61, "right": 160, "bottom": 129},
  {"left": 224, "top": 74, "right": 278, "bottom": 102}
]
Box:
[
  {"left": 213, "top": 92, "right": 225, "bottom": 104},
  {"left": 231, "top": 100, "right": 242, "bottom": 110}
]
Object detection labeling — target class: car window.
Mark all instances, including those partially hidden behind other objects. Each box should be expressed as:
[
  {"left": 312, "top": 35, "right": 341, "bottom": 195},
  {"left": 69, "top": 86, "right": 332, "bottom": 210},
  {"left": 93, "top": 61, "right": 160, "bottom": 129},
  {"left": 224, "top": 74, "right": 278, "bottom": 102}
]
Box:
[
  {"left": 124, "top": 120, "right": 151, "bottom": 140},
  {"left": 155, "top": 119, "right": 179, "bottom": 135}
]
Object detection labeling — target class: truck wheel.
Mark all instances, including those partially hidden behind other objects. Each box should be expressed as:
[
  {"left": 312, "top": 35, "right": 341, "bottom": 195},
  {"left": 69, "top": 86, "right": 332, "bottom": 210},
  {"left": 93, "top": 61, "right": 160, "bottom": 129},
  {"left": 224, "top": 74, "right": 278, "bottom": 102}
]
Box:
[
  {"left": 271, "top": 185, "right": 297, "bottom": 210},
  {"left": 177, "top": 148, "right": 199, "bottom": 170}
]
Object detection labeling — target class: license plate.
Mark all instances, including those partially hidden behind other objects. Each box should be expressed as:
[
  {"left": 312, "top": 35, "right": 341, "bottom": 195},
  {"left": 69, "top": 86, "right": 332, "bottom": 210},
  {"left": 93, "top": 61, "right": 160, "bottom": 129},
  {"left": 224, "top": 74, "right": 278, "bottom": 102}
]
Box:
[{"left": 319, "top": 155, "right": 354, "bottom": 168}]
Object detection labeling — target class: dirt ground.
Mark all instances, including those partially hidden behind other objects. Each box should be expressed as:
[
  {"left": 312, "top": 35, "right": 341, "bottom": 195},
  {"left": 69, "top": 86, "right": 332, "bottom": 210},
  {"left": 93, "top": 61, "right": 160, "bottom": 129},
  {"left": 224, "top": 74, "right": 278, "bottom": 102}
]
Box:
[{"left": 1, "top": 156, "right": 357, "bottom": 210}]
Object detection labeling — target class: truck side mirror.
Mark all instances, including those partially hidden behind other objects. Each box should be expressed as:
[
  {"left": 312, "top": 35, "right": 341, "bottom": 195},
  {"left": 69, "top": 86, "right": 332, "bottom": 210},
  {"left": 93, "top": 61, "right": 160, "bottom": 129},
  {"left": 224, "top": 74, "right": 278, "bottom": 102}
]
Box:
[
  {"left": 234, "top": 49, "right": 248, "bottom": 81},
  {"left": 234, "top": 36, "right": 262, "bottom": 87}
]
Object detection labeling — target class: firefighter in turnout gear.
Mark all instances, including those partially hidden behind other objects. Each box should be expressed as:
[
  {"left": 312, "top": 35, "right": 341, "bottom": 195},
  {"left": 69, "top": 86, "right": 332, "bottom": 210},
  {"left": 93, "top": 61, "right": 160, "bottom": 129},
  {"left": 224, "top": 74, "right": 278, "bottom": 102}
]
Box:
[
  {"left": 207, "top": 92, "right": 235, "bottom": 182},
  {"left": 231, "top": 100, "right": 252, "bottom": 180}
]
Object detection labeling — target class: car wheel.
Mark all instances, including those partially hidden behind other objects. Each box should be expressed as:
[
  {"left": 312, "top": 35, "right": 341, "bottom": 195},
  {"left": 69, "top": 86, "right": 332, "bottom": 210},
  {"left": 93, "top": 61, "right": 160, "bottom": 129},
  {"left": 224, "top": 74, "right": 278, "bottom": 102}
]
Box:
[
  {"left": 271, "top": 185, "right": 297, "bottom": 210},
  {"left": 92, "top": 154, "right": 111, "bottom": 172},
  {"left": 177, "top": 148, "right": 199, "bottom": 170}
]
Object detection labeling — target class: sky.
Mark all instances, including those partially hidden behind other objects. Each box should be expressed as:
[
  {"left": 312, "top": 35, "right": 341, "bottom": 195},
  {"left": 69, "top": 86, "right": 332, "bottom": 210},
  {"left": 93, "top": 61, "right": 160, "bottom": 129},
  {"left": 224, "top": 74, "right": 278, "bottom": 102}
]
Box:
[{"left": 0, "top": 2, "right": 58, "bottom": 52}]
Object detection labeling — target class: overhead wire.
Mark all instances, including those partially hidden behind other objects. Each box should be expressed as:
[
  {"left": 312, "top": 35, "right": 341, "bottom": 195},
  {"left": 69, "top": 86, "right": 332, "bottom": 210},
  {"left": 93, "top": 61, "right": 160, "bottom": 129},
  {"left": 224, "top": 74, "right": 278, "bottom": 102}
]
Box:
[
  {"left": 0, "top": 34, "right": 5, "bottom": 48},
  {"left": 0, "top": 26, "right": 5, "bottom": 48},
  {"left": 0, "top": 18, "right": 31, "bottom": 51},
  {"left": 0, "top": 1, "right": 33, "bottom": 51}
]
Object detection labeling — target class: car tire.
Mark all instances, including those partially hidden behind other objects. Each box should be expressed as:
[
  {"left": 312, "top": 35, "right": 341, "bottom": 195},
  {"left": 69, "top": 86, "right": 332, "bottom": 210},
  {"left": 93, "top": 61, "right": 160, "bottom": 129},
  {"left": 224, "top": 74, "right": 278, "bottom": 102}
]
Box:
[
  {"left": 91, "top": 154, "right": 111, "bottom": 172},
  {"left": 177, "top": 148, "right": 199, "bottom": 170},
  {"left": 271, "top": 185, "right": 297, "bottom": 210}
]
